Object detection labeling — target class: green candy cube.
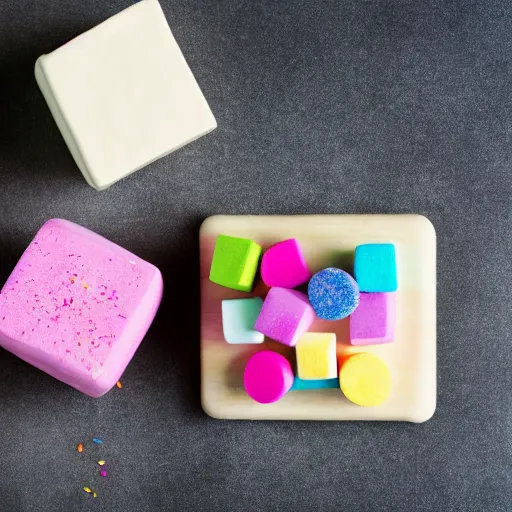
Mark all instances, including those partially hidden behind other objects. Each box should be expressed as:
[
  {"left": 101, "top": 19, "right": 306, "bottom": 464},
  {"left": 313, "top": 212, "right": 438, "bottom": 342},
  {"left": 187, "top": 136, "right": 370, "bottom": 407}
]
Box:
[{"left": 209, "top": 235, "right": 262, "bottom": 292}]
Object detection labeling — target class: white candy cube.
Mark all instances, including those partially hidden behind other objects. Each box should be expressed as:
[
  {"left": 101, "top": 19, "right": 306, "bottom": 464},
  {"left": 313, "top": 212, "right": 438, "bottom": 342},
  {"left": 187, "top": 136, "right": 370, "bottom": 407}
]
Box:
[{"left": 35, "top": 0, "right": 216, "bottom": 190}]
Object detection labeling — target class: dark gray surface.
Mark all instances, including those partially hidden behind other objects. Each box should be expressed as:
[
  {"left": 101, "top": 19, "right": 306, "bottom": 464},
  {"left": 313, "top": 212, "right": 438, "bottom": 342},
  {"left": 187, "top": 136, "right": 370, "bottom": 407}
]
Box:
[{"left": 0, "top": 0, "right": 511, "bottom": 510}]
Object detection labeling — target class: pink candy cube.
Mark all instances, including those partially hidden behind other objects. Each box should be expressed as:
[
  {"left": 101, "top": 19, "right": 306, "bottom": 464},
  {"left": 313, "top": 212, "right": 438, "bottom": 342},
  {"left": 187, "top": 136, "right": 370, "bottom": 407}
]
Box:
[
  {"left": 349, "top": 292, "right": 395, "bottom": 345},
  {"left": 0, "top": 219, "right": 163, "bottom": 397},
  {"left": 254, "top": 288, "right": 315, "bottom": 347},
  {"left": 260, "top": 238, "right": 311, "bottom": 288}
]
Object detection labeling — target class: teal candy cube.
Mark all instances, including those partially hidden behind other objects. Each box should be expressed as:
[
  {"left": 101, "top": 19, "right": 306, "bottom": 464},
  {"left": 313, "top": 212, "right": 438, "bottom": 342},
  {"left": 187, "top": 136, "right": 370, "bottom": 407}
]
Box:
[
  {"left": 221, "top": 298, "right": 264, "bottom": 344},
  {"left": 354, "top": 243, "right": 397, "bottom": 292},
  {"left": 290, "top": 377, "right": 339, "bottom": 391}
]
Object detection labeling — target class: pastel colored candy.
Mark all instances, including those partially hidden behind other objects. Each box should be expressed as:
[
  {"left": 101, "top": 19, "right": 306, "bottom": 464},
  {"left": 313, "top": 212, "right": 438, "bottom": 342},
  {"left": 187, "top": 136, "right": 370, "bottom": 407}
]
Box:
[
  {"left": 221, "top": 298, "right": 264, "bottom": 344},
  {"left": 0, "top": 219, "right": 163, "bottom": 397},
  {"left": 290, "top": 377, "right": 340, "bottom": 391},
  {"left": 295, "top": 333, "right": 337, "bottom": 380},
  {"left": 244, "top": 351, "right": 294, "bottom": 403},
  {"left": 254, "top": 288, "right": 315, "bottom": 347},
  {"left": 260, "top": 238, "right": 311, "bottom": 288},
  {"left": 350, "top": 292, "right": 396, "bottom": 345},
  {"left": 339, "top": 353, "right": 391, "bottom": 406},
  {"left": 35, "top": 0, "right": 216, "bottom": 190},
  {"left": 308, "top": 268, "right": 359, "bottom": 320},
  {"left": 354, "top": 243, "right": 397, "bottom": 292},
  {"left": 209, "top": 235, "right": 262, "bottom": 292}
]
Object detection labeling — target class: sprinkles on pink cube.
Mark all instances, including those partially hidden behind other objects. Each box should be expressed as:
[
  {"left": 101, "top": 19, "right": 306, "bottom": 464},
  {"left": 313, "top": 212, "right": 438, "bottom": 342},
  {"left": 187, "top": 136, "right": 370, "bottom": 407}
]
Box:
[
  {"left": 0, "top": 219, "right": 163, "bottom": 397},
  {"left": 260, "top": 238, "right": 311, "bottom": 288},
  {"left": 254, "top": 287, "right": 315, "bottom": 347},
  {"left": 349, "top": 292, "right": 396, "bottom": 345}
]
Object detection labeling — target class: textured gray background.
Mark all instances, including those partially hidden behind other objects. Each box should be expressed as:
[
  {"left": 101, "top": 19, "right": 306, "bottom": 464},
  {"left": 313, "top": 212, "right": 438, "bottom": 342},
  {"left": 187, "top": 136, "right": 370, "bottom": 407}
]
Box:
[{"left": 0, "top": 0, "right": 511, "bottom": 510}]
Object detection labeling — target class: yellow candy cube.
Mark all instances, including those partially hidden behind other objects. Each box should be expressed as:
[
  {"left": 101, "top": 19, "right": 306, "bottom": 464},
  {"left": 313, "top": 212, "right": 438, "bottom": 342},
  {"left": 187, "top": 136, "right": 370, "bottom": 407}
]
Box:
[{"left": 295, "top": 333, "right": 337, "bottom": 380}]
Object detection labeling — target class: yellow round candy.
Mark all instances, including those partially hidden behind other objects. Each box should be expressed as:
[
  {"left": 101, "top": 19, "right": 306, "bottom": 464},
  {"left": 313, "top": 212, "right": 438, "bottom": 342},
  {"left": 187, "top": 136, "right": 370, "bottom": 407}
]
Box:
[{"left": 339, "top": 353, "right": 391, "bottom": 406}]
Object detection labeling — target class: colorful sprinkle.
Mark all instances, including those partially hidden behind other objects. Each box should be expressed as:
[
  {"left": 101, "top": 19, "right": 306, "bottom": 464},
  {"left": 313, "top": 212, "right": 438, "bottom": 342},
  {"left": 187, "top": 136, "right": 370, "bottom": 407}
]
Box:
[
  {"left": 92, "top": 438, "right": 103, "bottom": 444},
  {"left": 100, "top": 470, "right": 107, "bottom": 478},
  {"left": 83, "top": 487, "right": 92, "bottom": 494},
  {"left": 77, "top": 443, "right": 83, "bottom": 453},
  {"left": 98, "top": 460, "right": 106, "bottom": 466},
  {"left": 116, "top": 381, "right": 122, "bottom": 389},
  {"left": 93, "top": 493, "right": 98, "bottom": 498}
]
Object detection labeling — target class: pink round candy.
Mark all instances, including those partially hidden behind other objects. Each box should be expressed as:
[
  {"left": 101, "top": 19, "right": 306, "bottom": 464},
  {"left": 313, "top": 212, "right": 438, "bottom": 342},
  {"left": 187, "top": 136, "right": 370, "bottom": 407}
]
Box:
[{"left": 243, "top": 351, "right": 294, "bottom": 404}]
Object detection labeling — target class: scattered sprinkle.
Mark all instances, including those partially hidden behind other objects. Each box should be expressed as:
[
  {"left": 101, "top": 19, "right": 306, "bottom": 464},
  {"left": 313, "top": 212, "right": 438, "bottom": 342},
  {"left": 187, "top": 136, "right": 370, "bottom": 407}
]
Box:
[
  {"left": 93, "top": 492, "right": 98, "bottom": 498},
  {"left": 77, "top": 443, "right": 83, "bottom": 453},
  {"left": 98, "top": 460, "right": 106, "bottom": 466},
  {"left": 92, "top": 438, "right": 103, "bottom": 444},
  {"left": 83, "top": 487, "right": 92, "bottom": 494},
  {"left": 100, "top": 470, "right": 107, "bottom": 478},
  {"left": 116, "top": 381, "right": 123, "bottom": 389}
]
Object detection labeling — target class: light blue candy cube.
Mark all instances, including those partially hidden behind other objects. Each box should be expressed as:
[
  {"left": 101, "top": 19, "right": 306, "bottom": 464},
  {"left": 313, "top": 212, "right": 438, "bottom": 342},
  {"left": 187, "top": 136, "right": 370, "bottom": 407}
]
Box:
[
  {"left": 290, "top": 377, "right": 339, "bottom": 391},
  {"left": 221, "top": 298, "right": 264, "bottom": 344},
  {"left": 354, "top": 243, "right": 397, "bottom": 292}
]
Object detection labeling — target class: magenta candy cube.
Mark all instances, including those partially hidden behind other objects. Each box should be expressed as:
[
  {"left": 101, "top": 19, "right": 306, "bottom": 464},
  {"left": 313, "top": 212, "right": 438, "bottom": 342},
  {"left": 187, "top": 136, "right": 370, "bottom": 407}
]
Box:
[
  {"left": 254, "top": 288, "right": 315, "bottom": 347},
  {"left": 260, "top": 238, "right": 311, "bottom": 288},
  {"left": 349, "top": 292, "right": 395, "bottom": 345},
  {"left": 0, "top": 219, "right": 163, "bottom": 397}
]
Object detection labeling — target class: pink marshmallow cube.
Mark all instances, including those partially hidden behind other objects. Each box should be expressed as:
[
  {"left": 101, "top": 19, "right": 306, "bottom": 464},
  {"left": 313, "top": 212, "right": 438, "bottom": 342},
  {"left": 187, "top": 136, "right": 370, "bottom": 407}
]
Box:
[
  {"left": 0, "top": 219, "right": 163, "bottom": 397},
  {"left": 261, "top": 238, "right": 311, "bottom": 288},
  {"left": 349, "top": 292, "right": 395, "bottom": 345},
  {"left": 254, "top": 287, "right": 315, "bottom": 347}
]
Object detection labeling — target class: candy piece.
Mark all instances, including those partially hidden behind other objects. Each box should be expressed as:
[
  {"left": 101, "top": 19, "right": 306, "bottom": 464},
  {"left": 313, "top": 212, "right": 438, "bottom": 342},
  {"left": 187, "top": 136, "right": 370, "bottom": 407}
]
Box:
[
  {"left": 34, "top": 0, "right": 216, "bottom": 190},
  {"left": 116, "top": 381, "right": 123, "bottom": 389},
  {"left": 209, "top": 235, "right": 262, "bottom": 292},
  {"left": 260, "top": 239, "right": 311, "bottom": 288},
  {"left": 0, "top": 219, "right": 163, "bottom": 398},
  {"left": 339, "top": 353, "right": 391, "bottom": 406},
  {"left": 221, "top": 298, "right": 264, "bottom": 344},
  {"left": 350, "top": 293, "right": 396, "bottom": 345},
  {"left": 92, "top": 438, "right": 103, "bottom": 444},
  {"left": 98, "top": 460, "right": 106, "bottom": 466},
  {"left": 83, "top": 487, "right": 92, "bottom": 494},
  {"left": 290, "top": 377, "right": 340, "bottom": 391},
  {"left": 308, "top": 268, "right": 359, "bottom": 320},
  {"left": 295, "top": 333, "right": 337, "bottom": 380},
  {"left": 77, "top": 443, "right": 83, "bottom": 453},
  {"left": 354, "top": 244, "right": 397, "bottom": 292},
  {"left": 100, "top": 470, "right": 107, "bottom": 478},
  {"left": 254, "top": 288, "right": 315, "bottom": 347},
  {"left": 243, "top": 351, "right": 294, "bottom": 404}
]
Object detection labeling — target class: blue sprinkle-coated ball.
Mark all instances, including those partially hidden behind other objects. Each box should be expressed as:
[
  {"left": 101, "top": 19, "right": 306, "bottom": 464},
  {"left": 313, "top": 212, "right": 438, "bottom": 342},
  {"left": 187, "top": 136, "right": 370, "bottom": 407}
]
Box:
[{"left": 308, "top": 268, "right": 360, "bottom": 320}]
